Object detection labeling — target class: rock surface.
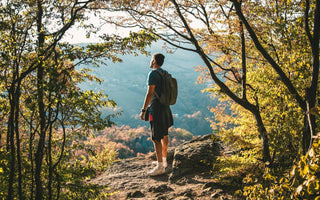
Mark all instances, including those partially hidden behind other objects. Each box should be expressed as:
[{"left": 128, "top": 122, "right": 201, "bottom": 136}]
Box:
[
  {"left": 89, "top": 134, "right": 239, "bottom": 199},
  {"left": 169, "top": 134, "right": 223, "bottom": 182}
]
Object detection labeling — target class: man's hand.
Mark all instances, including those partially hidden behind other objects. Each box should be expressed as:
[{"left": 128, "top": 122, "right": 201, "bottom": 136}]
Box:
[
  {"left": 140, "top": 85, "right": 155, "bottom": 121},
  {"left": 140, "top": 111, "right": 145, "bottom": 120}
]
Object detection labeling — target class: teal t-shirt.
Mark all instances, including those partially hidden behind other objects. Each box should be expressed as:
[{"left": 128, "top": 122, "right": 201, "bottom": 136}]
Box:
[
  {"left": 147, "top": 68, "right": 163, "bottom": 100},
  {"left": 147, "top": 68, "right": 163, "bottom": 113}
]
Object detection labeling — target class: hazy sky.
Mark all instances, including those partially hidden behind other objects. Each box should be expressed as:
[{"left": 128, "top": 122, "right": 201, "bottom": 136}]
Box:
[
  {"left": 62, "top": 19, "right": 119, "bottom": 44},
  {"left": 62, "top": 12, "right": 134, "bottom": 44}
]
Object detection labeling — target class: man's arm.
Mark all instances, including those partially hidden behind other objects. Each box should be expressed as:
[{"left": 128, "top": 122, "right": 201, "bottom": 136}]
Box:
[{"left": 140, "top": 85, "right": 155, "bottom": 120}]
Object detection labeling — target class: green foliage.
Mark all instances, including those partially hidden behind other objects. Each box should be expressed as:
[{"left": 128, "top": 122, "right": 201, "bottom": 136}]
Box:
[
  {"left": 213, "top": 152, "right": 258, "bottom": 177},
  {"left": 199, "top": 1, "right": 319, "bottom": 196},
  {"left": 0, "top": 147, "right": 8, "bottom": 199},
  {"left": 198, "top": 0, "right": 314, "bottom": 166},
  {"left": 87, "top": 146, "right": 118, "bottom": 172},
  {"left": 241, "top": 138, "right": 320, "bottom": 199},
  {"left": 53, "top": 145, "right": 118, "bottom": 200},
  {"left": 0, "top": 0, "right": 157, "bottom": 199}
]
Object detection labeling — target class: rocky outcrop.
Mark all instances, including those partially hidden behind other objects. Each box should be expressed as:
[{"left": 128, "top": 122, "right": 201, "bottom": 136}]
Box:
[
  {"left": 169, "top": 134, "right": 223, "bottom": 182},
  {"left": 89, "top": 134, "right": 237, "bottom": 199}
]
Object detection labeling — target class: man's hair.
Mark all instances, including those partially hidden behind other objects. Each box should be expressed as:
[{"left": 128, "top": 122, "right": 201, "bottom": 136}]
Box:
[{"left": 153, "top": 53, "right": 165, "bottom": 66}]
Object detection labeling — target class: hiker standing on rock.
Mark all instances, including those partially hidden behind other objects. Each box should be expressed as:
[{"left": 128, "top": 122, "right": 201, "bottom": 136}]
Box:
[{"left": 140, "top": 53, "right": 175, "bottom": 176}]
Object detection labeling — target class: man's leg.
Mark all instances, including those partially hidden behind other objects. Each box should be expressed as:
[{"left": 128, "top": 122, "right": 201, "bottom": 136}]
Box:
[
  {"left": 148, "top": 139, "right": 165, "bottom": 176},
  {"left": 161, "top": 135, "right": 169, "bottom": 168},
  {"left": 153, "top": 139, "right": 163, "bottom": 162}
]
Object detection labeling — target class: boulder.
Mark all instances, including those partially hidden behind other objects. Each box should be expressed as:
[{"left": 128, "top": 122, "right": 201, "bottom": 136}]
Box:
[{"left": 169, "top": 134, "right": 223, "bottom": 182}]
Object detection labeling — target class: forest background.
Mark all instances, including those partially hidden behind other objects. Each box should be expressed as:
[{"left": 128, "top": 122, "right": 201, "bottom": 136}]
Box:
[{"left": 0, "top": 0, "right": 319, "bottom": 200}]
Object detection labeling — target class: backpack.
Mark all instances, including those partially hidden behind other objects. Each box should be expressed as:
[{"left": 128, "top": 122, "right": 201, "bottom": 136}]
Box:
[{"left": 154, "top": 69, "right": 178, "bottom": 105}]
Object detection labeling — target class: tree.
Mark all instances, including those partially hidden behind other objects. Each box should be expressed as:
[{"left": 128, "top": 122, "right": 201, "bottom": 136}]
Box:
[
  {"left": 102, "top": 0, "right": 320, "bottom": 164},
  {"left": 231, "top": 0, "right": 320, "bottom": 154},
  {"left": 0, "top": 0, "right": 156, "bottom": 199}
]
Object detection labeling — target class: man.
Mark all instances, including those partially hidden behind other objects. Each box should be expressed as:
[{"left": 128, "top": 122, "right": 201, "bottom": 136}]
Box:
[{"left": 140, "top": 53, "right": 174, "bottom": 176}]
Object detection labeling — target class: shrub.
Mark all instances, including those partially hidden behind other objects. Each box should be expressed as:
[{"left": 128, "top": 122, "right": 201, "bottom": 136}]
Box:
[{"left": 241, "top": 138, "right": 320, "bottom": 199}]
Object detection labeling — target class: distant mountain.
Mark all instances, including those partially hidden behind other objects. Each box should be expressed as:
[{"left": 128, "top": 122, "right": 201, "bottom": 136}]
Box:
[{"left": 78, "top": 42, "right": 218, "bottom": 135}]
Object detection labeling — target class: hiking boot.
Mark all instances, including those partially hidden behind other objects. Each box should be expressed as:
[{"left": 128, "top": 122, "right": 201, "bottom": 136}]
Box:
[{"left": 147, "top": 164, "right": 165, "bottom": 176}]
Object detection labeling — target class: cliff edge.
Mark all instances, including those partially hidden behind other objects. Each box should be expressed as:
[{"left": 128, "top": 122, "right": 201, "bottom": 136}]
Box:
[{"left": 89, "top": 134, "right": 240, "bottom": 199}]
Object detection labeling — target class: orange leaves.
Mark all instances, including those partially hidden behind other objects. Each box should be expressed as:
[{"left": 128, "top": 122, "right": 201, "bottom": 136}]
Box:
[
  {"left": 147, "top": 0, "right": 171, "bottom": 10},
  {"left": 194, "top": 65, "right": 210, "bottom": 84}
]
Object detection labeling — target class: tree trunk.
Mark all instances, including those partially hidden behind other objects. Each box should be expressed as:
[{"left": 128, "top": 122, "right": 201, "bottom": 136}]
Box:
[
  {"left": 14, "top": 83, "right": 23, "bottom": 200},
  {"left": 7, "top": 87, "right": 16, "bottom": 200},
  {"left": 303, "top": 114, "right": 312, "bottom": 154},
  {"left": 48, "top": 123, "right": 53, "bottom": 200},
  {"left": 35, "top": 1, "right": 46, "bottom": 199},
  {"left": 253, "top": 109, "right": 272, "bottom": 162},
  {"left": 303, "top": 92, "right": 317, "bottom": 153},
  {"left": 303, "top": 0, "right": 320, "bottom": 152},
  {"left": 35, "top": 63, "right": 46, "bottom": 200},
  {"left": 29, "top": 116, "right": 35, "bottom": 199},
  {"left": 240, "top": 21, "right": 247, "bottom": 100}
]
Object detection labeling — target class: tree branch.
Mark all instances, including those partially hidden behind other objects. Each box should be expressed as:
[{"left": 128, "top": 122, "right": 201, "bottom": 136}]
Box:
[
  {"left": 305, "top": 0, "right": 313, "bottom": 45},
  {"left": 240, "top": 21, "right": 247, "bottom": 100},
  {"left": 231, "top": 0, "right": 306, "bottom": 110},
  {"left": 170, "top": 0, "right": 257, "bottom": 112}
]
